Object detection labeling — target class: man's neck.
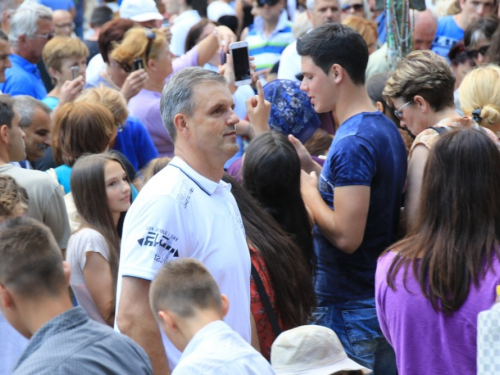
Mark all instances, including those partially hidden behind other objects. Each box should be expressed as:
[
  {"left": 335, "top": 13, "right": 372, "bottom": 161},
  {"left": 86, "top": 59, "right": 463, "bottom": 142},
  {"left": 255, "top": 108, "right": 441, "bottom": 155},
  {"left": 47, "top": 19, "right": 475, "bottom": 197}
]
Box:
[
  {"left": 12, "top": 48, "right": 37, "bottom": 64},
  {"left": 144, "top": 76, "right": 165, "bottom": 93},
  {"left": 175, "top": 145, "right": 225, "bottom": 183},
  {"left": 264, "top": 17, "right": 280, "bottom": 36},
  {"left": 16, "top": 295, "right": 74, "bottom": 339},
  {"left": 453, "top": 13, "right": 467, "bottom": 31},
  {"left": 334, "top": 85, "right": 377, "bottom": 125}
]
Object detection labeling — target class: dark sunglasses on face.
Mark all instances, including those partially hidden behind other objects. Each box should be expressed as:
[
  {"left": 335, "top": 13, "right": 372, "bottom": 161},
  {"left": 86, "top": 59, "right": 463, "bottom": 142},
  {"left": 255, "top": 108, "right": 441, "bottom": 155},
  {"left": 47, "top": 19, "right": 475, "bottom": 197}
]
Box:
[
  {"left": 341, "top": 3, "right": 364, "bottom": 12},
  {"left": 466, "top": 45, "right": 489, "bottom": 59}
]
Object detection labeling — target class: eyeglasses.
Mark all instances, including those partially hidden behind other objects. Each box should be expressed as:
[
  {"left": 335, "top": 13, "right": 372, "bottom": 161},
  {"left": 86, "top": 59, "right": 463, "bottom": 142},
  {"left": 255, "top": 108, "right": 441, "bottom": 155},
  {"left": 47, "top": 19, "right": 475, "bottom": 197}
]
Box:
[
  {"left": 341, "top": 3, "right": 364, "bottom": 12},
  {"left": 55, "top": 22, "right": 75, "bottom": 30},
  {"left": 466, "top": 45, "right": 489, "bottom": 59},
  {"left": 394, "top": 100, "right": 412, "bottom": 120},
  {"left": 144, "top": 28, "right": 156, "bottom": 65},
  {"left": 117, "top": 124, "right": 125, "bottom": 133},
  {"left": 31, "top": 32, "right": 54, "bottom": 40}
]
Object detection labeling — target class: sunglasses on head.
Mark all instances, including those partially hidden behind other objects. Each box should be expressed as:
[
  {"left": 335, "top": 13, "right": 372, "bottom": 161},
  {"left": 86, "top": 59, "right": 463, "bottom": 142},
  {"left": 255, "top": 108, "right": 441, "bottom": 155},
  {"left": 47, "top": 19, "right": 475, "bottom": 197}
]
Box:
[
  {"left": 341, "top": 3, "right": 364, "bottom": 12},
  {"left": 466, "top": 45, "right": 489, "bottom": 59}
]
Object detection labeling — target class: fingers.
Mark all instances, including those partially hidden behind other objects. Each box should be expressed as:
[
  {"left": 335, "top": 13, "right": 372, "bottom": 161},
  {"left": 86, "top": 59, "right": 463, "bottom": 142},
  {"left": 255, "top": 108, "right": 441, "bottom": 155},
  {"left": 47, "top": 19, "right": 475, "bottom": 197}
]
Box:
[{"left": 256, "top": 80, "right": 264, "bottom": 102}]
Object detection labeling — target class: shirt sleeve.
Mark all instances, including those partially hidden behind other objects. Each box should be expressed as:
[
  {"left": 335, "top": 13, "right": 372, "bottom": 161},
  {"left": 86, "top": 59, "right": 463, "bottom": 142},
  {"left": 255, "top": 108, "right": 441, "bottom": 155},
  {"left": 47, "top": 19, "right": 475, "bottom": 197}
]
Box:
[
  {"left": 119, "top": 195, "right": 190, "bottom": 281},
  {"left": 329, "top": 135, "right": 377, "bottom": 187},
  {"left": 77, "top": 229, "right": 110, "bottom": 270},
  {"left": 172, "top": 46, "right": 199, "bottom": 74},
  {"left": 42, "top": 183, "right": 71, "bottom": 249}
]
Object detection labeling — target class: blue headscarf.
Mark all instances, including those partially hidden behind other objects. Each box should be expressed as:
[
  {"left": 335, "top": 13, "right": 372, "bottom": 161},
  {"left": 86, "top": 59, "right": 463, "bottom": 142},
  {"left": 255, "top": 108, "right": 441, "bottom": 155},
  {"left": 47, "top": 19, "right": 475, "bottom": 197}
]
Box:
[{"left": 263, "top": 79, "right": 320, "bottom": 143}]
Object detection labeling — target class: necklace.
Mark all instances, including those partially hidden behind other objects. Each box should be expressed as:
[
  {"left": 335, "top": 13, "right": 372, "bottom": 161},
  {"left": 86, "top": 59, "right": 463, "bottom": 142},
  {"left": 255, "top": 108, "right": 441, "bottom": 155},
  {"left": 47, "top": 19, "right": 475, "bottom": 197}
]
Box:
[{"left": 102, "top": 69, "right": 122, "bottom": 91}]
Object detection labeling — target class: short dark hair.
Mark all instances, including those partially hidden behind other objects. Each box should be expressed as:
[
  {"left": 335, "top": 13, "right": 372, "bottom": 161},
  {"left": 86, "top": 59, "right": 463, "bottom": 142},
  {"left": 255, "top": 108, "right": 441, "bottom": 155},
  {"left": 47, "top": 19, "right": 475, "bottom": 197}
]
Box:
[
  {"left": 149, "top": 258, "right": 222, "bottom": 318},
  {"left": 0, "top": 217, "right": 66, "bottom": 297},
  {"left": 0, "top": 95, "right": 15, "bottom": 129},
  {"left": 0, "top": 29, "right": 7, "bottom": 41},
  {"left": 98, "top": 18, "right": 135, "bottom": 63},
  {"left": 297, "top": 22, "right": 368, "bottom": 85},
  {"left": 90, "top": 6, "right": 113, "bottom": 27}
]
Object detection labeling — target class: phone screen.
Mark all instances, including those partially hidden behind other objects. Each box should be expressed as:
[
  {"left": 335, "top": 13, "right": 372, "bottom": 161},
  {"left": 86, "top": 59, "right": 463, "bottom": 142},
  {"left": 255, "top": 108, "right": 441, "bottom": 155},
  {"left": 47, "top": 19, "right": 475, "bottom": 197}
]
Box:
[{"left": 232, "top": 46, "right": 250, "bottom": 82}]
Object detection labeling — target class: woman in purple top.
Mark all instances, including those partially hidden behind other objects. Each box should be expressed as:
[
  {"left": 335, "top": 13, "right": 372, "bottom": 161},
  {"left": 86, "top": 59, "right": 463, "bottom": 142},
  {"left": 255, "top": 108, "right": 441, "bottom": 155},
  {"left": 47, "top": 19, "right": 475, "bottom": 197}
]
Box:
[
  {"left": 375, "top": 128, "right": 500, "bottom": 375},
  {"left": 111, "top": 26, "right": 237, "bottom": 157}
]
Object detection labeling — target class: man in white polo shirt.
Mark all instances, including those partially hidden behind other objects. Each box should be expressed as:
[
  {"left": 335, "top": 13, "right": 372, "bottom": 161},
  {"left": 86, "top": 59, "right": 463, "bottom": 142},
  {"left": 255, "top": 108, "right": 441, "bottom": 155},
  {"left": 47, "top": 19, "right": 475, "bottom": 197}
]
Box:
[{"left": 115, "top": 67, "right": 250, "bottom": 375}]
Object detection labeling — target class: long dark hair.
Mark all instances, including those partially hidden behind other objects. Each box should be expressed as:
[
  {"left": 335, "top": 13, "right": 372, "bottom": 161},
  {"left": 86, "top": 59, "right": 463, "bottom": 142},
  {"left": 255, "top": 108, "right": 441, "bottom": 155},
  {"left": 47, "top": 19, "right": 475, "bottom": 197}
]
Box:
[
  {"left": 385, "top": 129, "right": 500, "bottom": 315},
  {"left": 223, "top": 174, "right": 316, "bottom": 328},
  {"left": 70, "top": 153, "right": 130, "bottom": 309},
  {"left": 243, "top": 132, "right": 316, "bottom": 275}
]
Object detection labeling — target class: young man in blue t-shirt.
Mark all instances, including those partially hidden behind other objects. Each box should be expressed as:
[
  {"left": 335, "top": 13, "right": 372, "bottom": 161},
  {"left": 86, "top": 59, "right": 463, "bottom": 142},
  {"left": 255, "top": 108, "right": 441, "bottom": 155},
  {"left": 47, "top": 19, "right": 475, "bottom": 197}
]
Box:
[{"left": 296, "top": 23, "right": 407, "bottom": 374}]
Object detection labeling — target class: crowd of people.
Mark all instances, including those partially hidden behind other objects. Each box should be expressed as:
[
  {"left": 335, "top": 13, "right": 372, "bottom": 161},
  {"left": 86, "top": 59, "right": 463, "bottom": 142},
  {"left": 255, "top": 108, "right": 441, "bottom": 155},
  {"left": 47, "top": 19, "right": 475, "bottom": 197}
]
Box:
[{"left": 0, "top": 0, "right": 500, "bottom": 374}]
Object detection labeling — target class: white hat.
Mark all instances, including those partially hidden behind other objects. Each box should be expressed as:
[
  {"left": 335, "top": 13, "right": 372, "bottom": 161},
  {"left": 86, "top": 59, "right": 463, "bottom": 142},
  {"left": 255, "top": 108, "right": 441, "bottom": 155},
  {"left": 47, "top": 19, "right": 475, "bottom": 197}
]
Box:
[
  {"left": 120, "top": 0, "right": 164, "bottom": 22},
  {"left": 207, "top": 1, "right": 236, "bottom": 22},
  {"left": 271, "top": 326, "right": 372, "bottom": 375}
]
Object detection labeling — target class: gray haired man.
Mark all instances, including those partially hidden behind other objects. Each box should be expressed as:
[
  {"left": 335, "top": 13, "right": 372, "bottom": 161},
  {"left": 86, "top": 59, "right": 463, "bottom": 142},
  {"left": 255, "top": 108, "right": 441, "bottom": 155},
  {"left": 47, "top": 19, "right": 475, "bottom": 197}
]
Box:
[
  {"left": 115, "top": 67, "right": 251, "bottom": 374},
  {"left": 0, "top": 2, "right": 53, "bottom": 99}
]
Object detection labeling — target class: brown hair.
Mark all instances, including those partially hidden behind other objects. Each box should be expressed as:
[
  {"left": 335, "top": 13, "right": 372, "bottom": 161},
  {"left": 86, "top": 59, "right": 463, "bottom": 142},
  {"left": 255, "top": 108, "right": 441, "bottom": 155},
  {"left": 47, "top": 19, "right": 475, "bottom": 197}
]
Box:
[
  {"left": 42, "top": 36, "right": 89, "bottom": 72},
  {"left": 342, "top": 16, "right": 377, "bottom": 47},
  {"left": 140, "top": 157, "right": 171, "bottom": 186},
  {"left": 52, "top": 102, "right": 116, "bottom": 166},
  {"left": 385, "top": 128, "right": 500, "bottom": 315},
  {"left": 383, "top": 50, "right": 455, "bottom": 112},
  {"left": 0, "top": 175, "right": 28, "bottom": 218},
  {"left": 149, "top": 258, "right": 223, "bottom": 318},
  {"left": 0, "top": 217, "right": 65, "bottom": 297},
  {"left": 98, "top": 18, "right": 135, "bottom": 63},
  {"left": 304, "top": 128, "right": 333, "bottom": 156},
  {"left": 76, "top": 85, "right": 128, "bottom": 126},
  {"left": 71, "top": 153, "right": 130, "bottom": 317}
]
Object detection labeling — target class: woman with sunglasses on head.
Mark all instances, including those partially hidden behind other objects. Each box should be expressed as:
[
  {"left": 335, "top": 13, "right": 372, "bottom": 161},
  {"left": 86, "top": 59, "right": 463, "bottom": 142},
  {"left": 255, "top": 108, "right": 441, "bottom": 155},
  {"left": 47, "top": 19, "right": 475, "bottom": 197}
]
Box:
[
  {"left": 383, "top": 50, "right": 499, "bottom": 230},
  {"left": 111, "top": 25, "right": 237, "bottom": 156}
]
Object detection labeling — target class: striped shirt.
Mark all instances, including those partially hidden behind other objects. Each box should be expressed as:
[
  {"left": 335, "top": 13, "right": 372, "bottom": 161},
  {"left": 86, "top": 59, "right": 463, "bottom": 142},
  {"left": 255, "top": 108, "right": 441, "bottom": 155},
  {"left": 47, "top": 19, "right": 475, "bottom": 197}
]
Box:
[{"left": 245, "top": 11, "right": 295, "bottom": 71}]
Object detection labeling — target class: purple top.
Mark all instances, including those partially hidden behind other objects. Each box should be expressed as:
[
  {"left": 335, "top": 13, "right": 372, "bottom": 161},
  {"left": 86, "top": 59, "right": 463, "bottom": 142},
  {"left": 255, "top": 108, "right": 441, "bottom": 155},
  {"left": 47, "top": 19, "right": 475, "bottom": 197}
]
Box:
[
  {"left": 127, "top": 47, "right": 199, "bottom": 157},
  {"left": 375, "top": 250, "right": 500, "bottom": 375}
]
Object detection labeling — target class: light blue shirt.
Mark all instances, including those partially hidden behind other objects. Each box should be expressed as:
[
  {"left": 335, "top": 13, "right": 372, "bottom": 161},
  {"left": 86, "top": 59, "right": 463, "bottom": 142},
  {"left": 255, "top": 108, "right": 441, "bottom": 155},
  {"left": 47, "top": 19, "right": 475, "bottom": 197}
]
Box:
[
  {"left": 0, "top": 55, "right": 47, "bottom": 99},
  {"left": 173, "top": 320, "right": 275, "bottom": 375}
]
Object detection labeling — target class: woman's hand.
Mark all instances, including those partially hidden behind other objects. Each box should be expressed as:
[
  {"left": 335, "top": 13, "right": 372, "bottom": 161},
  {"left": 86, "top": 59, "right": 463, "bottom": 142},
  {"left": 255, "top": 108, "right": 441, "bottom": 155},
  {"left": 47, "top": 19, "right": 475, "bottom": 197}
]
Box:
[
  {"left": 215, "top": 26, "right": 237, "bottom": 53},
  {"left": 120, "top": 69, "right": 148, "bottom": 102},
  {"left": 59, "top": 76, "right": 85, "bottom": 106}
]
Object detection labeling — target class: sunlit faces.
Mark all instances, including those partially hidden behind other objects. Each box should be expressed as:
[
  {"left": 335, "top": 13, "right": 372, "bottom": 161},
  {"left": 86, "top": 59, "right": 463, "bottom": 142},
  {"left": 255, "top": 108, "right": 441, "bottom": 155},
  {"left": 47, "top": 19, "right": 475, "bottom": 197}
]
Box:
[
  {"left": 51, "top": 56, "right": 87, "bottom": 85},
  {"left": 308, "top": 0, "right": 341, "bottom": 28},
  {"left": 0, "top": 39, "right": 12, "bottom": 83},
  {"left": 300, "top": 56, "right": 336, "bottom": 113},
  {"left": 53, "top": 10, "right": 74, "bottom": 37},
  {"left": 185, "top": 82, "right": 240, "bottom": 161},
  {"left": 23, "top": 108, "right": 51, "bottom": 162},
  {"left": 151, "top": 40, "right": 173, "bottom": 80},
  {"left": 7, "top": 110, "right": 27, "bottom": 162},
  {"left": 104, "top": 160, "right": 131, "bottom": 217},
  {"left": 467, "top": 38, "right": 490, "bottom": 66},
  {"left": 107, "top": 56, "right": 130, "bottom": 88},
  {"left": 25, "top": 18, "right": 54, "bottom": 63}
]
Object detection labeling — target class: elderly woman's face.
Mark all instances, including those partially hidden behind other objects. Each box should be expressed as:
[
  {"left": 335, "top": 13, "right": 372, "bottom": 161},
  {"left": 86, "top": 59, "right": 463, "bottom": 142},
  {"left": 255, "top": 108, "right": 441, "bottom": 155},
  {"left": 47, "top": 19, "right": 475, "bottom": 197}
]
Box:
[
  {"left": 107, "top": 55, "right": 130, "bottom": 88},
  {"left": 53, "top": 56, "right": 87, "bottom": 85}
]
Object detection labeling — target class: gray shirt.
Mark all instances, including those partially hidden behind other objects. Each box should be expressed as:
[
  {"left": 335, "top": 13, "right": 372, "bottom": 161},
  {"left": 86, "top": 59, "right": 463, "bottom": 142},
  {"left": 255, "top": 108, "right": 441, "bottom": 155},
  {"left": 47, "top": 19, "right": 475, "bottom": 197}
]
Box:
[{"left": 13, "top": 307, "right": 152, "bottom": 375}]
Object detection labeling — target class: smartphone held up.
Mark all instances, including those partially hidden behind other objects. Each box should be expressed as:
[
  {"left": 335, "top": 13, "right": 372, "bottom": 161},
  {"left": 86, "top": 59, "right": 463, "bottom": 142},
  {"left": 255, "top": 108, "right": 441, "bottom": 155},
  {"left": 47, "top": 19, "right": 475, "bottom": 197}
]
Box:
[{"left": 229, "top": 41, "right": 251, "bottom": 86}]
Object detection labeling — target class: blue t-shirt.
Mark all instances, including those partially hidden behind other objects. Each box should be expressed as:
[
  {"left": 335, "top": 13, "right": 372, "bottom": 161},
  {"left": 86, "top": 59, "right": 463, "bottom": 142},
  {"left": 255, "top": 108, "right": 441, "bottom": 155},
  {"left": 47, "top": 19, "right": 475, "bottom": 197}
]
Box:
[
  {"left": 431, "top": 15, "right": 464, "bottom": 59},
  {"left": 314, "top": 111, "right": 407, "bottom": 301},
  {"left": 0, "top": 55, "right": 47, "bottom": 99},
  {"left": 37, "top": 0, "right": 75, "bottom": 10},
  {"left": 42, "top": 96, "right": 59, "bottom": 110},
  {"left": 114, "top": 116, "right": 159, "bottom": 171}
]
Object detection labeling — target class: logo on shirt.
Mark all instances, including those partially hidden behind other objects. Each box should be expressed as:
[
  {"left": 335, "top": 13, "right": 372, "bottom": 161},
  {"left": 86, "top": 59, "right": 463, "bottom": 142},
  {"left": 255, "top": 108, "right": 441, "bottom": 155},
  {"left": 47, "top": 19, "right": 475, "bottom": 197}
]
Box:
[
  {"left": 177, "top": 180, "right": 194, "bottom": 209},
  {"left": 137, "top": 227, "right": 180, "bottom": 263}
]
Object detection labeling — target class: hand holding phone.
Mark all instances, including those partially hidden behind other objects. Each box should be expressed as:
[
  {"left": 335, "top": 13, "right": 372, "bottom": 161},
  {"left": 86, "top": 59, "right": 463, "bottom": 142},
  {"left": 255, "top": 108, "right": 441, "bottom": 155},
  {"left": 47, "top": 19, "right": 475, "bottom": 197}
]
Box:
[
  {"left": 133, "top": 58, "right": 144, "bottom": 71},
  {"left": 229, "top": 41, "right": 251, "bottom": 86},
  {"left": 71, "top": 66, "right": 79, "bottom": 80}
]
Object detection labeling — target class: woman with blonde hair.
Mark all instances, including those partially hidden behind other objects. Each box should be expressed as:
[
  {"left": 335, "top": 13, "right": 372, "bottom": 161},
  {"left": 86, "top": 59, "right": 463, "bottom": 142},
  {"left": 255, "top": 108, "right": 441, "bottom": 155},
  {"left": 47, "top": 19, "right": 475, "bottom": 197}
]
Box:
[
  {"left": 51, "top": 102, "right": 117, "bottom": 193},
  {"left": 42, "top": 36, "right": 88, "bottom": 109},
  {"left": 76, "top": 86, "right": 158, "bottom": 171},
  {"left": 459, "top": 64, "right": 500, "bottom": 138},
  {"left": 111, "top": 25, "right": 236, "bottom": 156}
]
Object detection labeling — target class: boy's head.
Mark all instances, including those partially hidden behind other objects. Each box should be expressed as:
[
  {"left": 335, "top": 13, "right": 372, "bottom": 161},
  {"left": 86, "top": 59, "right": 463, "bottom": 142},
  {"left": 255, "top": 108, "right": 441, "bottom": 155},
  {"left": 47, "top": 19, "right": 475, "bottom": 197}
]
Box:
[
  {"left": 0, "top": 217, "right": 69, "bottom": 338},
  {"left": 297, "top": 23, "right": 368, "bottom": 112},
  {"left": 149, "top": 258, "right": 229, "bottom": 351}
]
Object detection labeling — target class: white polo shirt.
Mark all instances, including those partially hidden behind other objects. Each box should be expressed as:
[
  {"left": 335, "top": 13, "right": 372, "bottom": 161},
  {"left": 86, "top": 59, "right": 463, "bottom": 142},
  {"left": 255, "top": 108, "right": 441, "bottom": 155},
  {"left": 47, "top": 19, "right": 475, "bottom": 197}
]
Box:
[{"left": 116, "top": 156, "right": 251, "bottom": 370}]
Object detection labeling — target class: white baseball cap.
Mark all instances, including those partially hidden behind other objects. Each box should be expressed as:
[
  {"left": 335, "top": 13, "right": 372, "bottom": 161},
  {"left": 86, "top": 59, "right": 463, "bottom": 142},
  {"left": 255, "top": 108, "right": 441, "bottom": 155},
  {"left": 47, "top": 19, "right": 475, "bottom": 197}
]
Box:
[
  {"left": 120, "top": 0, "right": 163, "bottom": 22},
  {"left": 207, "top": 1, "right": 236, "bottom": 22},
  {"left": 271, "top": 326, "right": 372, "bottom": 375}
]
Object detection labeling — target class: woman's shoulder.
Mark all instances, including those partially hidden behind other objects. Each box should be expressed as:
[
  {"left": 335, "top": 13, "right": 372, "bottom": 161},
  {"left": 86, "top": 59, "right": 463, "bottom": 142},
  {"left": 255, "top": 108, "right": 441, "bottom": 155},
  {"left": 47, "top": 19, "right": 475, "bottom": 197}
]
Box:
[{"left": 69, "top": 228, "right": 108, "bottom": 250}]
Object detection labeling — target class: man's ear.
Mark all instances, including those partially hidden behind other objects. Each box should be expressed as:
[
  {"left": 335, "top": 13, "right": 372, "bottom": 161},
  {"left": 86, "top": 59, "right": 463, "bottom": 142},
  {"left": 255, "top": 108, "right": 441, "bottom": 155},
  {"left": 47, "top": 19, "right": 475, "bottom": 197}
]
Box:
[
  {"left": 158, "top": 310, "right": 178, "bottom": 332},
  {"left": 0, "top": 124, "right": 10, "bottom": 144},
  {"left": 329, "top": 64, "right": 343, "bottom": 84},
  {"left": 173, "top": 113, "right": 189, "bottom": 137},
  {"left": 0, "top": 284, "right": 15, "bottom": 309},
  {"left": 306, "top": 9, "right": 312, "bottom": 22},
  {"left": 220, "top": 294, "right": 230, "bottom": 318},
  {"left": 375, "top": 101, "right": 385, "bottom": 113}
]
